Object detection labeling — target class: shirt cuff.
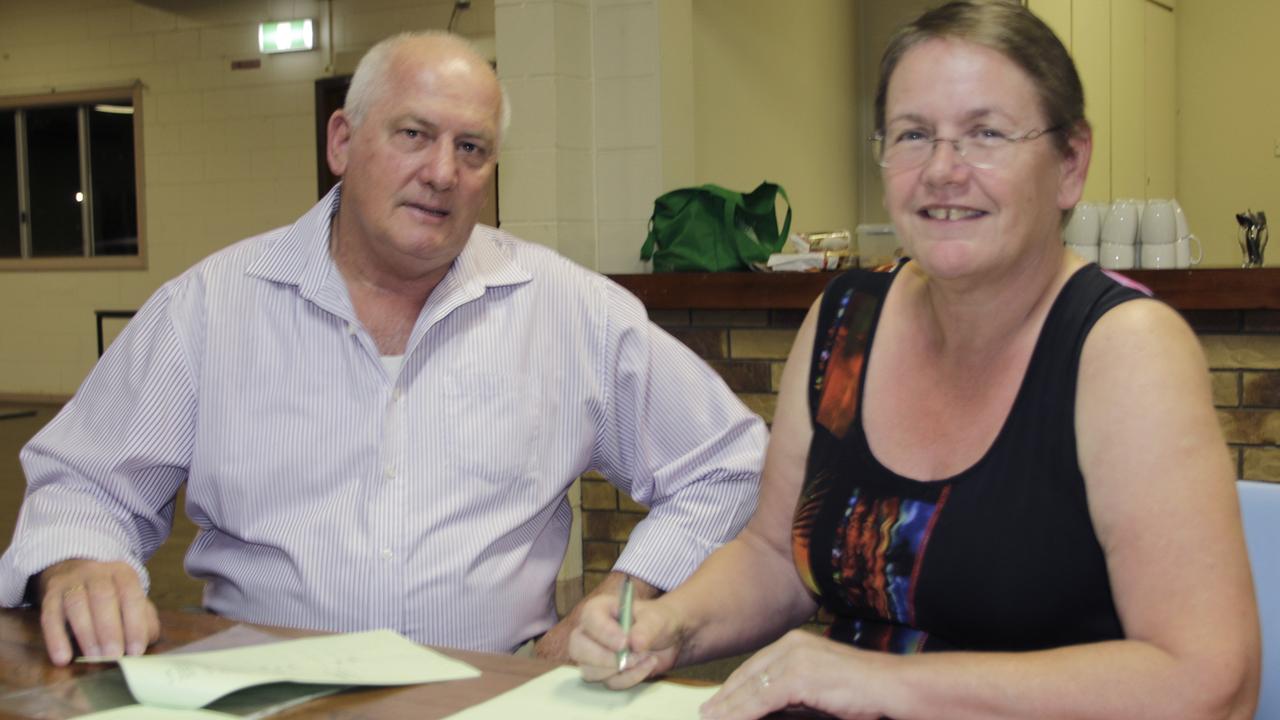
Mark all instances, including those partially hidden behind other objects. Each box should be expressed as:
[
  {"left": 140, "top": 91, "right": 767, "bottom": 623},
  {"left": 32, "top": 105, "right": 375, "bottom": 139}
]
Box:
[
  {"left": 0, "top": 530, "right": 150, "bottom": 607},
  {"left": 610, "top": 517, "right": 722, "bottom": 592}
]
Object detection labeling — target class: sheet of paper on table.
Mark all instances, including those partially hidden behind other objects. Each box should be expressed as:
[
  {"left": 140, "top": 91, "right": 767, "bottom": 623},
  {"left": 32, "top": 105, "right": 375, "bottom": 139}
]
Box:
[
  {"left": 0, "top": 625, "right": 348, "bottom": 720},
  {"left": 73, "top": 705, "right": 239, "bottom": 719},
  {"left": 440, "top": 666, "right": 720, "bottom": 720},
  {"left": 115, "top": 628, "right": 480, "bottom": 710}
]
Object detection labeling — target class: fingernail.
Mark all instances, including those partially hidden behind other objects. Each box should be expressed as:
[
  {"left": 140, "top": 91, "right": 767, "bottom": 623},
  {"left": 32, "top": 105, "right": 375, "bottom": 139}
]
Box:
[
  {"left": 103, "top": 644, "right": 122, "bottom": 658},
  {"left": 52, "top": 649, "right": 70, "bottom": 665},
  {"left": 127, "top": 642, "right": 143, "bottom": 656},
  {"left": 83, "top": 645, "right": 101, "bottom": 658}
]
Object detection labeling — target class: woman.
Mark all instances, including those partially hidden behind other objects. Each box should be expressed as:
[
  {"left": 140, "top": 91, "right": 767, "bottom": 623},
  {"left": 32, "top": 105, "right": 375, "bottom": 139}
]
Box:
[{"left": 568, "top": 2, "right": 1260, "bottom": 718}]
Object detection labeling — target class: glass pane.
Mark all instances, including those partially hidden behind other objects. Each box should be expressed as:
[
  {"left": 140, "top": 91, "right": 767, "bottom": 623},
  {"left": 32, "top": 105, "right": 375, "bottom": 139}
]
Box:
[
  {"left": 26, "top": 106, "right": 83, "bottom": 257},
  {"left": 88, "top": 100, "right": 137, "bottom": 256},
  {"left": 0, "top": 111, "right": 17, "bottom": 258}
]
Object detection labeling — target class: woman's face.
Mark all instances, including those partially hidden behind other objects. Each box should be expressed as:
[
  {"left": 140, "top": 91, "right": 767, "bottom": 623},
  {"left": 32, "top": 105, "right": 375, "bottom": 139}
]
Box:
[{"left": 881, "top": 37, "right": 1089, "bottom": 282}]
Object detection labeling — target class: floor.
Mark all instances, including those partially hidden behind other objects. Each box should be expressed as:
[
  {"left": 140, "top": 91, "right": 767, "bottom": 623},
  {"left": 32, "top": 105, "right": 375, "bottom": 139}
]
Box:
[{"left": 0, "top": 403, "right": 747, "bottom": 681}]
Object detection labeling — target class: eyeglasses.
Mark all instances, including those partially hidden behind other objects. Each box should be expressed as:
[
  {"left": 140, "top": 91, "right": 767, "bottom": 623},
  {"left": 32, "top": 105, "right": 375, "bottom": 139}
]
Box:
[{"left": 870, "top": 125, "right": 1062, "bottom": 170}]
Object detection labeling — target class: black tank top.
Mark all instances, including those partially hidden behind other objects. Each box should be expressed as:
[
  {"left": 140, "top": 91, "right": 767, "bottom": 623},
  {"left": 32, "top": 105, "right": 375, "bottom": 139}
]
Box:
[{"left": 792, "top": 263, "right": 1148, "bottom": 653}]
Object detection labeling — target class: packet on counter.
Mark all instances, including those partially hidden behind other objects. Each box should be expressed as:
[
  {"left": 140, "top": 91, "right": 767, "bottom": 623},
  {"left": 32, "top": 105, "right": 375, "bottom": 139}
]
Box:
[
  {"left": 766, "top": 251, "right": 852, "bottom": 271},
  {"left": 803, "top": 229, "right": 853, "bottom": 251}
]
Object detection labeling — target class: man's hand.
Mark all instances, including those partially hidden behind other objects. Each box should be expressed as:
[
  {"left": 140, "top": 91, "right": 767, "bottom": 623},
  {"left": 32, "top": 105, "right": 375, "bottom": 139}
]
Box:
[
  {"left": 37, "top": 559, "right": 160, "bottom": 666},
  {"left": 534, "top": 572, "right": 658, "bottom": 662}
]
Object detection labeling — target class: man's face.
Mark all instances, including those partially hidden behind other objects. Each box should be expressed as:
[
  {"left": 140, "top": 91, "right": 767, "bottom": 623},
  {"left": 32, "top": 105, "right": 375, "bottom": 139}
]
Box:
[{"left": 327, "top": 46, "right": 501, "bottom": 281}]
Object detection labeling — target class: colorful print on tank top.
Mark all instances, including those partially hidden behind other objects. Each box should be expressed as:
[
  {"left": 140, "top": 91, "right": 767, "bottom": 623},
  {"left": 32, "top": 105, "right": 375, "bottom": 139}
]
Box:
[{"left": 792, "top": 275, "right": 949, "bottom": 654}]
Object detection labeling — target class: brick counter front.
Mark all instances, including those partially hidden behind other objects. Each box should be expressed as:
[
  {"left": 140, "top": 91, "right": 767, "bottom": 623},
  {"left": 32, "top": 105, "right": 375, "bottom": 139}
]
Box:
[{"left": 571, "top": 270, "right": 1280, "bottom": 597}]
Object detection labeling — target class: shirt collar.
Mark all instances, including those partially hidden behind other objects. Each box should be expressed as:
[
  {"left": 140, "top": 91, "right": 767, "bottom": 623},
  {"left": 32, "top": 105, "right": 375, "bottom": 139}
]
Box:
[{"left": 245, "top": 182, "right": 532, "bottom": 309}]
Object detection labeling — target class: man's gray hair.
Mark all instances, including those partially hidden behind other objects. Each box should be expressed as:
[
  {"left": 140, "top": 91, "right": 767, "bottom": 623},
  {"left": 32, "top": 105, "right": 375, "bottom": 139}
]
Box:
[{"left": 342, "top": 30, "right": 511, "bottom": 147}]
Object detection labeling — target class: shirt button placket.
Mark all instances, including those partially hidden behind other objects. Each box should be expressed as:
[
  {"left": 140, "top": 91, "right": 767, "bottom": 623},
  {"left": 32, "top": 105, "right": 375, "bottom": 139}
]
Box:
[{"left": 378, "top": 382, "right": 408, "bottom": 626}]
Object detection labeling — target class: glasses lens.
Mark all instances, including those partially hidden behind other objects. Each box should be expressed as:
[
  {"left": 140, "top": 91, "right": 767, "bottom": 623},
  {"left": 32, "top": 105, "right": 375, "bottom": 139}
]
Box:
[
  {"left": 961, "top": 139, "right": 998, "bottom": 169},
  {"left": 878, "top": 140, "right": 925, "bottom": 169}
]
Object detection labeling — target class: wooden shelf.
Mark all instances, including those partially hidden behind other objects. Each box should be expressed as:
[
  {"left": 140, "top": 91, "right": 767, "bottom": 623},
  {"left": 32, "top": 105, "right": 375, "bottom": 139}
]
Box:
[{"left": 610, "top": 268, "right": 1280, "bottom": 311}]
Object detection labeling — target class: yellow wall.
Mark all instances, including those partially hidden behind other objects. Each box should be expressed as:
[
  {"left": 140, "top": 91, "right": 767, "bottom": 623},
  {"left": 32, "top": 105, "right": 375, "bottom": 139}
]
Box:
[
  {"left": 0, "top": 0, "right": 493, "bottom": 396},
  {"left": 1176, "top": 0, "right": 1280, "bottom": 267},
  {"left": 691, "top": 0, "right": 858, "bottom": 235},
  {"left": 8, "top": 0, "right": 1269, "bottom": 396}
]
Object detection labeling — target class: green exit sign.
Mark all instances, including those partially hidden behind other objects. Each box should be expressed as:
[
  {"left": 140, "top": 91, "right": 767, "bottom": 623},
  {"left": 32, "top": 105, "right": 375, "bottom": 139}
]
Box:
[{"left": 258, "top": 19, "right": 315, "bottom": 54}]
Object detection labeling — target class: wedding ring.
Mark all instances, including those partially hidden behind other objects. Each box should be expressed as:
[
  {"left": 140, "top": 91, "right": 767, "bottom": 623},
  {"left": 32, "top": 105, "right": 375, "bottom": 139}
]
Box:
[
  {"left": 61, "top": 584, "right": 86, "bottom": 600},
  {"left": 758, "top": 672, "right": 771, "bottom": 690}
]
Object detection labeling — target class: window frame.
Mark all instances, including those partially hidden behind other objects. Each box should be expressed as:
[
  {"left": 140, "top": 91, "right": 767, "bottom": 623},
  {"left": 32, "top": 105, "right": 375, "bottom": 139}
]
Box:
[{"left": 0, "top": 82, "right": 146, "bottom": 272}]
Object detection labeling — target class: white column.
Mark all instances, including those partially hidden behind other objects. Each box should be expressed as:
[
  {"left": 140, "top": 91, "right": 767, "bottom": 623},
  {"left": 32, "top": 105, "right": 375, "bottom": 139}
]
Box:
[
  {"left": 496, "top": 0, "right": 691, "bottom": 274},
  {"left": 495, "top": 0, "right": 595, "bottom": 266}
]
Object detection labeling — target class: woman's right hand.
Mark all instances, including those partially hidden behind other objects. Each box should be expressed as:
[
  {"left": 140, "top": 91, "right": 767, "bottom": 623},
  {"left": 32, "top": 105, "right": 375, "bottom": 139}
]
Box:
[{"left": 569, "top": 591, "right": 684, "bottom": 690}]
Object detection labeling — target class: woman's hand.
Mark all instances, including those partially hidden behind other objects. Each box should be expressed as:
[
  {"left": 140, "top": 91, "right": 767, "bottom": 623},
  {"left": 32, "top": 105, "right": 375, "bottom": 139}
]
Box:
[
  {"left": 569, "top": 592, "right": 684, "bottom": 690},
  {"left": 700, "top": 630, "right": 893, "bottom": 720}
]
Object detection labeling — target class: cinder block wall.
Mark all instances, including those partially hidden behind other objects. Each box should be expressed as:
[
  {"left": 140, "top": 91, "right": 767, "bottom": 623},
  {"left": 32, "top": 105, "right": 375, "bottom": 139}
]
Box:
[
  {"left": 574, "top": 305, "right": 1280, "bottom": 598},
  {"left": 1194, "top": 311, "right": 1280, "bottom": 481}
]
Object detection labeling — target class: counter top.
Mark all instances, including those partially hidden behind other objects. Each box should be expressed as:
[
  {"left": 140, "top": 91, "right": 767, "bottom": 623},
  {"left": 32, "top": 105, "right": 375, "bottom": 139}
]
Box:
[{"left": 610, "top": 268, "right": 1280, "bottom": 311}]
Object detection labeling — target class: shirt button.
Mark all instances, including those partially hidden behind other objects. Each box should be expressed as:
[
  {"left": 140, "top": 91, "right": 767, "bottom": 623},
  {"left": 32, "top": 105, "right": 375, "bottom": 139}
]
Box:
[
  {"left": 380, "top": 548, "right": 393, "bottom": 560},
  {"left": 384, "top": 465, "right": 397, "bottom": 480},
  {"left": 392, "top": 388, "right": 403, "bottom": 402},
  {"left": 346, "top": 322, "right": 357, "bottom": 336}
]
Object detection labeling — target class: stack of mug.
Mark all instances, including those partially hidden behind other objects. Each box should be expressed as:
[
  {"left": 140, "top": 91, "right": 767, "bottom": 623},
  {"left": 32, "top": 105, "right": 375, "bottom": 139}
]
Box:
[{"left": 1064, "top": 199, "right": 1202, "bottom": 269}]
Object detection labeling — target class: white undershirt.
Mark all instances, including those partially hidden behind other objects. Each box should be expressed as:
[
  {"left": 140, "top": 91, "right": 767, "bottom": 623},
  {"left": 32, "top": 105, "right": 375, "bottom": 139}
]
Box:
[{"left": 380, "top": 354, "right": 403, "bottom": 377}]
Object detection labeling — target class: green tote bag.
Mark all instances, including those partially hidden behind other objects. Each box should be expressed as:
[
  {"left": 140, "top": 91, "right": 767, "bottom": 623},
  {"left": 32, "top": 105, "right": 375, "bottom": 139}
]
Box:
[{"left": 640, "top": 181, "right": 792, "bottom": 272}]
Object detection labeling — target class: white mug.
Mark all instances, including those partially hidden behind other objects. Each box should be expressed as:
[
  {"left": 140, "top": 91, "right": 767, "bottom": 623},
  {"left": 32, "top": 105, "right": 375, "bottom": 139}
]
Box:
[
  {"left": 1102, "top": 200, "right": 1140, "bottom": 245},
  {"left": 1064, "top": 202, "right": 1102, "bottom": 246},
  {"left": 1171, "top": 198, "right": 1191, "bottom": 240},
  {"left": 1067, "top": 243, "right": 1099, "bottom": 263},
  {"left": 1176, "top": 234, "right": 1203, "bottom": 268},
  {"left": 1140, "top": 242, "right": 1177, "bottom": 269},
  {"left": 1140, "top": 200, "right": 1177, "bottom": 247},
  {"left": 1100, "top": 241, "right": 1135, "bottom": 269}
]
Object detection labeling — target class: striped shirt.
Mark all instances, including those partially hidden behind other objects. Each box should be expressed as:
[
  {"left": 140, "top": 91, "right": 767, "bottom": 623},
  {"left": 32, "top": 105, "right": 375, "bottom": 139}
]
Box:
[{"left": 0, "top": 186, "right": 766, "bottom": 652}]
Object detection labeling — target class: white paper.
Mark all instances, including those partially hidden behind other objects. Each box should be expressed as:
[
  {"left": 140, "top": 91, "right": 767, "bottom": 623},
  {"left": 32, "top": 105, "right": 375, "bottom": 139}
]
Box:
[
  {"left": 74, "top": 706, "right": 239, "bottom": 719},
  {"left": 116, "top": 628, "right": 480, "bottom": 709},
  {"left": 441, "top": 666, "right": 720, "bottom": 720}
]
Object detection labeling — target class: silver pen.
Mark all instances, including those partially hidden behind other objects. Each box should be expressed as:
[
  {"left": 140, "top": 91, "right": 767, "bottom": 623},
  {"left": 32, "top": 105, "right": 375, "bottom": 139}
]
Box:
[{"left": 616, "top": 575, "right": 634, "bottom": 672}]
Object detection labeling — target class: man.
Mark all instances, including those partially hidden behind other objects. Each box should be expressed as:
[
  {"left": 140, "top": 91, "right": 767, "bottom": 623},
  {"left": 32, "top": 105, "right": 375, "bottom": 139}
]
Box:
[{"left": 0, "top": 32, "right": 764, "bottom": 666}]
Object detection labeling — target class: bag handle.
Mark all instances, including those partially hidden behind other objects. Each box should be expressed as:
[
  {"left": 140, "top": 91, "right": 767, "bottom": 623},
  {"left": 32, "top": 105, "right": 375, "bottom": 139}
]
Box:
[{"left": 732, "top": 182, "right": 791, "bottom": 264}]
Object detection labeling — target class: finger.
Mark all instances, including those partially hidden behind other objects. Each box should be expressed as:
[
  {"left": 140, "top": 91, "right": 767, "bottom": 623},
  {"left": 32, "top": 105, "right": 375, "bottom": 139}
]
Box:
[
  {"left": 603, "top": 653, "right": 660, "bottom": 691},
  {"left": 115, "top": 573, "right": 152, "bottom": 656},
  {"left": 716, "top": 653, "right": 764, "bottom": 695},
  {"left": 59, "top": 582, "right": 102, "bottom": 660},
  {"left": 39, "top": 590, "right": 73, "bottom": 666},
  {"left": 701, "top": 668, "right": 779, "bottom": 720},
  {"left": 703, "top": 652, "right": 778, "bottom": 717},
  {"left": 702, "top": 688, "right": 774, "bottom": 720},
  {"left": 578, "top": 662, "right": 620, "bottom": 683},
  {"left": 86, "top": 575, "right": 126, "bottom": 659},
  {"left": 570, "top": 627, "right": 626, "bottom": 679},
  {"left": 145, "top": 600, "right": 161, "bottom": 643},
  {"left": 581, "top": 595, "right": 625, "bottom": 649}
]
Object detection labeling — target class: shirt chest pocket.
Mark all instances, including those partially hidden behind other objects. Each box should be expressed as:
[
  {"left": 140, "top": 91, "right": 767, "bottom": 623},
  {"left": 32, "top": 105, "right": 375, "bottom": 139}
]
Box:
[{"left": 431, "top": 370, "right": 543, "bottom": 486}]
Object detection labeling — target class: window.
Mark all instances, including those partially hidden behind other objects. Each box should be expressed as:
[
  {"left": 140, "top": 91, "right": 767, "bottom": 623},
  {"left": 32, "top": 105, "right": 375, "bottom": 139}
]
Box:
[{"left": 0, "top": 84, "right": 145, "bottom": 270}]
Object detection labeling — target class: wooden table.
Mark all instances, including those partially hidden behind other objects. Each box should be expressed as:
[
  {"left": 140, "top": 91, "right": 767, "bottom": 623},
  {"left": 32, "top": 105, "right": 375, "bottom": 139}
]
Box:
[{"left": 0, "top": 608, "right": 565, "bottom": 719}]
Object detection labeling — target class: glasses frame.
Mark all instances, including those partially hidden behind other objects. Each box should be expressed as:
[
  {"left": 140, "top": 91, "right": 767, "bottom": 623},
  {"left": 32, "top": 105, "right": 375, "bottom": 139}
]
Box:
[{"left": 869, "top": 125, "right": 1063, "bottom": 171}]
